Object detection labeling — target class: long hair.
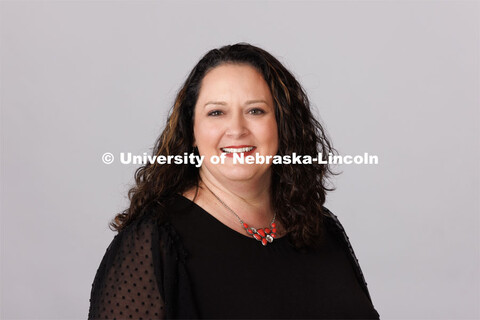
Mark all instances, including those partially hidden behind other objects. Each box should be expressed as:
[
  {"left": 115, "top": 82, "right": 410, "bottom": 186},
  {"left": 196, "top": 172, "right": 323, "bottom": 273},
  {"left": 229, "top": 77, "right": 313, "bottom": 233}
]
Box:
[{"left": 111, "top": 43, "right": 337, "bottom": 250}]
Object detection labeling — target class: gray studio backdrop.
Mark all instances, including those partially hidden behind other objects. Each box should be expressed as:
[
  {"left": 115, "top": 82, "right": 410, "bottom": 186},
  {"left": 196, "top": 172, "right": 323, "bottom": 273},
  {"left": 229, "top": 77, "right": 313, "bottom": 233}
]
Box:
[{"left": 1, "top": 1, "right": 478, "bottom": 319}]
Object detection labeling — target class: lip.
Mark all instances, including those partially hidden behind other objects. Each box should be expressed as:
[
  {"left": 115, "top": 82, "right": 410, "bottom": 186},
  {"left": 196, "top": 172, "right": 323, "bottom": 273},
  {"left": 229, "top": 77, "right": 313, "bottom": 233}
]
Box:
[
  {"left": 220, "top": 145, "right": 257, "bottom": 158},
  {"left": 222, "top": 145, "right": 254, "bottom": 148}
]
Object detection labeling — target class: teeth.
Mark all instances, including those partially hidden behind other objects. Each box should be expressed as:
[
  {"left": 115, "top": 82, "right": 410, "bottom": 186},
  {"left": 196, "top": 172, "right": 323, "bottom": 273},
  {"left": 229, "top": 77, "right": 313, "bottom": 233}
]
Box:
[{"left": 221, "top": 147, "right": 254, "bottom": 153}]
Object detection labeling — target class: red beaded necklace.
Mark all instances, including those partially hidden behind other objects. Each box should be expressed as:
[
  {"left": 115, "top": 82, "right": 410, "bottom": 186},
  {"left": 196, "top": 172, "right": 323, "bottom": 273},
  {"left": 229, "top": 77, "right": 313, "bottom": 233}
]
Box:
[{"left": 203, "top": 183, "right": 278, "bottom": 246}]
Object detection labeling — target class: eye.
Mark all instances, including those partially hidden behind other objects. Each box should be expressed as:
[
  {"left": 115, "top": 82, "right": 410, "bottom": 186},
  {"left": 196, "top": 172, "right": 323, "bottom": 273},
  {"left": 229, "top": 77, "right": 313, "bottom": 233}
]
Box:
[
  {"left": 249, "top": 108, "right": 265, "bottom": 115},
  {"left": 207, "top": 110, "right": 223, "bottom": 117}
]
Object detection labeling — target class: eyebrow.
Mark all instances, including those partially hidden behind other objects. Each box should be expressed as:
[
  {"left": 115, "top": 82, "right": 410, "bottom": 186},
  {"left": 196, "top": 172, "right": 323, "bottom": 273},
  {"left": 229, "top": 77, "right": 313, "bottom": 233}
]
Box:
[{"left": 204, "top": 99, "right": 268, "bottom": 108}]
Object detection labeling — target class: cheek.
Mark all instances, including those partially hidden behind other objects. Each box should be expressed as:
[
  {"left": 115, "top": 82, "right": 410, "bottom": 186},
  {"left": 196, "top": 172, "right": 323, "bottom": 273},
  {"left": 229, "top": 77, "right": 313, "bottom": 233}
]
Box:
[
  {"left": 257, "top": 119, "right": 279, "bottom": 148},
  {"left": 194, "top": 123, "right": 222, "bottom": 147}
]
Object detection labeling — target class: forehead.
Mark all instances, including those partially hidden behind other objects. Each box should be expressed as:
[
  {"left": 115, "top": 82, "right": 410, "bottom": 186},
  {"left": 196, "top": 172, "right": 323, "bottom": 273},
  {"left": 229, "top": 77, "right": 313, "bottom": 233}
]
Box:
[{"left": 197, "top": 63, "right": 272, "bottom": 102}]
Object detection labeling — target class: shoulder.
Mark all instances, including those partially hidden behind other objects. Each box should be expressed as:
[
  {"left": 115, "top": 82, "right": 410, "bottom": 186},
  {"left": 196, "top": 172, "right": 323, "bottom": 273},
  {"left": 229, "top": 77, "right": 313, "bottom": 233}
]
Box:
[
  {"left": 131, "top": 198, "right": 191, "bottom": 261},
  {"left": 321, "top": 206, "right": 339, "bottom": 223},
  {"left": 320, "top": 206, "right": 357, "bottom": 255},
  {"left": 321, "top": 206, "right": 374, "bottom": 304},
  {"left": 101, "top": 200, "right": 182, "bottom": 257},
  {"left": 97, "top": 198, "right": 191, "bottom": 269},
  {"left": 125, "top": 194, "right": 197, "bottom": 230},
  {"left": 100, "top": 210, "right": 159, "bottom": 261},
  {"left": 127, "top": 194, "right": 192, "bottom": 229},
  {"left": 321, "top": 206, "right": 348, "bottom": 235}
]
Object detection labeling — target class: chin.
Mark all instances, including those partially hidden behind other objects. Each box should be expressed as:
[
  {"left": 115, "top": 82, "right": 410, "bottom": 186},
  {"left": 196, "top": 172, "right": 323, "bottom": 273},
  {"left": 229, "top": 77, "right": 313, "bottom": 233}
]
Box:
[{"left": 217, "top": 165, "right": 270, "bottom": 182}]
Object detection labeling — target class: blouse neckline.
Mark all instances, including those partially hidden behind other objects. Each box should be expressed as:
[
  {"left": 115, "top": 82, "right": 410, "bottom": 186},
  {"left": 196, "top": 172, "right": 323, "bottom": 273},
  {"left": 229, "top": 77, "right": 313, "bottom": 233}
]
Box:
[{"left": 173, "top": 193, "right": 290, "bottom": 244}]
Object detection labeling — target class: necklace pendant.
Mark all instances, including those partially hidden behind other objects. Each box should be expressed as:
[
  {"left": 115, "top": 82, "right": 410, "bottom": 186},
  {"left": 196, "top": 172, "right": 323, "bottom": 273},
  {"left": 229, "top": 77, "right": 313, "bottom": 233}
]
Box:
[
  {"left": 202, "top": 182, "right": 277, "bottom": 247},
  {"left": 257, "top": 228, "right": 266, "bottom": 238},
  {"left": 249, "top": 227, "right": 276, "bottom": 246}
]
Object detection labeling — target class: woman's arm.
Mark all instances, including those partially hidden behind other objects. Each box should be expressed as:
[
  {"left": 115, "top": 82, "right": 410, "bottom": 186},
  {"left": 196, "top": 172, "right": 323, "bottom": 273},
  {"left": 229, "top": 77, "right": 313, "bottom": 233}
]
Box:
[{"left": 88, "top": 215, "right": 165, "bottom": 320}]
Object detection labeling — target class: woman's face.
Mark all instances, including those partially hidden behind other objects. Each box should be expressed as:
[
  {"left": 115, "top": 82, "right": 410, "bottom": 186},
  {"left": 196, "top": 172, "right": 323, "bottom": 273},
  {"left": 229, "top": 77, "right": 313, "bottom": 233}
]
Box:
[{"left": 193, "top": 63, "right": 279, "bottom": 184}]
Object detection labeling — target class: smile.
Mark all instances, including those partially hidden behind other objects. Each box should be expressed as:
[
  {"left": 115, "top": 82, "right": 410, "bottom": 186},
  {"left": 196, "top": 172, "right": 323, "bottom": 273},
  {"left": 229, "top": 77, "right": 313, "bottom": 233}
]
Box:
[{"left": 220, "top": 146, "right": 256, "bottom": 154}]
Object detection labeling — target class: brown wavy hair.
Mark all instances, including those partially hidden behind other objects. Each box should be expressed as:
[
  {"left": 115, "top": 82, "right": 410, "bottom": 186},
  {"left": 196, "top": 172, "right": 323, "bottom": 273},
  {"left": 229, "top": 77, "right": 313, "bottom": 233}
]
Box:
[{"left": 111, "top": 43, "right": 337, "bottom": 250}]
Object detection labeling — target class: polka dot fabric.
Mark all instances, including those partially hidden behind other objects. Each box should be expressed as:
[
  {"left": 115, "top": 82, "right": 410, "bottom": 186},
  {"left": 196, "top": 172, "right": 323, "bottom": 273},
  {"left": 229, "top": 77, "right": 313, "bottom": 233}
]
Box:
[{"left": 88, "top": 214, "right": 165, "bottom": 320}]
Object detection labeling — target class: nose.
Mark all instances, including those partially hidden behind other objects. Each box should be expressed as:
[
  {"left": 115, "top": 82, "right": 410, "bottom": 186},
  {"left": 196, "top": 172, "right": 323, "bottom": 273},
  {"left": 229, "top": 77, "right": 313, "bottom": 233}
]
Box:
[{"left": 225, "top": 111, "right": 248, "bottom": 138}]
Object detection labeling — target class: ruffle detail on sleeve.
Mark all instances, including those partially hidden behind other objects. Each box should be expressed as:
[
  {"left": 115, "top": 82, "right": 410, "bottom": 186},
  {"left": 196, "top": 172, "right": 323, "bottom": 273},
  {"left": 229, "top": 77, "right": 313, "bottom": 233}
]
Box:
[{"left": 151, "top": 218, "right": 199, "bottom": 319}]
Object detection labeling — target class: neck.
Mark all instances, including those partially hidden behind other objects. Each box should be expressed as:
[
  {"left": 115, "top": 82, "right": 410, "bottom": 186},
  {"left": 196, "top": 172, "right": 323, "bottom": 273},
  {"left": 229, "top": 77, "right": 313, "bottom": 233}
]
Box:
[{"left": 198, "top": 170, "right": 274, "bottom": 225}]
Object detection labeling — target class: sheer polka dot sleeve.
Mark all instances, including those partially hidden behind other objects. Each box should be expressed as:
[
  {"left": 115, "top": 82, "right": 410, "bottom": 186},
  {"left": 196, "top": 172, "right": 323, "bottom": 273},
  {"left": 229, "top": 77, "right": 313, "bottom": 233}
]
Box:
[{"left": 88, "top": 214, "right": 165, "bottom": 320}]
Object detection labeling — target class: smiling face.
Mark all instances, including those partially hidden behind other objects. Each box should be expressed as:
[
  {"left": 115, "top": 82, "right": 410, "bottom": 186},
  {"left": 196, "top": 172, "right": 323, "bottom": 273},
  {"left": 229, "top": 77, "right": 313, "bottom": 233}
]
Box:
[{"left": 193, "top": 63, "right": 279, "bottom": 185}]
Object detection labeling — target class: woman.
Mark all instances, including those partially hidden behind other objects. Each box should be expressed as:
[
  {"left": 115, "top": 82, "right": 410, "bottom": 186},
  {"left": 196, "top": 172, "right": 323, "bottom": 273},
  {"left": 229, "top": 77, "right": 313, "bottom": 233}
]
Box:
[{"left": 88, "top": 43, "right": 380, "bottom": 319}]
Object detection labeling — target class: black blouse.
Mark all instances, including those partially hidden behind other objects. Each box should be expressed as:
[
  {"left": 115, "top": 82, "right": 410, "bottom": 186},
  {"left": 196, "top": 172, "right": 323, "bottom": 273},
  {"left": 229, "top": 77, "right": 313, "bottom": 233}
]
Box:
[{"left": 88, "top": 195, "right": 380, "bottom": 319}]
